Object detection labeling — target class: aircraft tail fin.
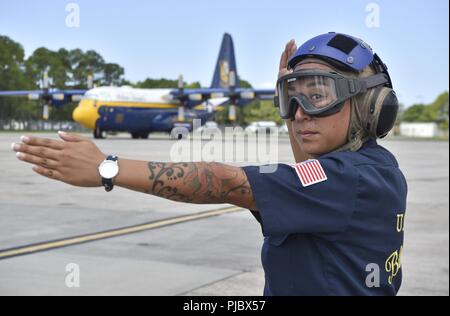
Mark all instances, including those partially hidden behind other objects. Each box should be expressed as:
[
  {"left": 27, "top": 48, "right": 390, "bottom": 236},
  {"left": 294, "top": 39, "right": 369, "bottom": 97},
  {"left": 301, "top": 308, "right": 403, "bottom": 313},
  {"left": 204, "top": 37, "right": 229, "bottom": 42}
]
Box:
[{"left": 210, "top": 33, "right": 239, "bottom": 89}]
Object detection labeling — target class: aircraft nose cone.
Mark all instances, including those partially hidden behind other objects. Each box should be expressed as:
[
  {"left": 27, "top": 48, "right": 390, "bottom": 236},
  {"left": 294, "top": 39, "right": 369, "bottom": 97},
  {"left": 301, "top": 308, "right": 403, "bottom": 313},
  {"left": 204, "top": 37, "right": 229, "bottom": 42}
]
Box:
[
  {"left": 72, "top": 100, "right": 99, "bottom": 130},
  {"left": 72, "top": 106, "right": 83, "bottom": 123}
]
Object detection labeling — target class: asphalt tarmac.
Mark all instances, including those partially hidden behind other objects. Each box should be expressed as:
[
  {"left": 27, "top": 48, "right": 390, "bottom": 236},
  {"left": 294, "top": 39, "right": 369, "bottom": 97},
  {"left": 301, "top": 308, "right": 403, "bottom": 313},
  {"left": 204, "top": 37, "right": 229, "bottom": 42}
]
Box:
[{"left": 0, "top": 132, "right": 448, "bottom": 296}]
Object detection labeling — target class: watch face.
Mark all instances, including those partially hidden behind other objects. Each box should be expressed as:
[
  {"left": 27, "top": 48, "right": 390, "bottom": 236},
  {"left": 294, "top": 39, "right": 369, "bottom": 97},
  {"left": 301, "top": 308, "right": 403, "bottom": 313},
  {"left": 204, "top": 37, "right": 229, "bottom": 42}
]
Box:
[{"left": 99, "top": 160, "right": 119, "bottom": 179}]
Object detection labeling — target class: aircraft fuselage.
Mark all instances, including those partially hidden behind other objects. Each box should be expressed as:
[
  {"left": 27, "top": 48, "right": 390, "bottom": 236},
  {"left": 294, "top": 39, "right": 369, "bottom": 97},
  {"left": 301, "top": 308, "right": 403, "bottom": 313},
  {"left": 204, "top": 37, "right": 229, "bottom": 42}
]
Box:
[{"left": 72, "top": 86, "right": 215, "bottom": 138}]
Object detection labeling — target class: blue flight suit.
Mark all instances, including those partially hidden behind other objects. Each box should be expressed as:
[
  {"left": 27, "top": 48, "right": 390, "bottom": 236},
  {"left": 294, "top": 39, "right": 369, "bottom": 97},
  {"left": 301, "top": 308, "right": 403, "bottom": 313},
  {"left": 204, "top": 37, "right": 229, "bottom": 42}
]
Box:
[{"left": 243, "top": 139, "right": 407, "bottom": 296}]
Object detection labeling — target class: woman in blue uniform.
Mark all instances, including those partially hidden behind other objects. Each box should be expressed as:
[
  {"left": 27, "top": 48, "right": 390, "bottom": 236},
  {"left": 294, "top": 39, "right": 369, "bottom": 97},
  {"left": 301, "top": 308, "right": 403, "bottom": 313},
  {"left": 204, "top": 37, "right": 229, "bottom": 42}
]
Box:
[{"left": 12, "top": 32, "right": 407, "bottom": 295}]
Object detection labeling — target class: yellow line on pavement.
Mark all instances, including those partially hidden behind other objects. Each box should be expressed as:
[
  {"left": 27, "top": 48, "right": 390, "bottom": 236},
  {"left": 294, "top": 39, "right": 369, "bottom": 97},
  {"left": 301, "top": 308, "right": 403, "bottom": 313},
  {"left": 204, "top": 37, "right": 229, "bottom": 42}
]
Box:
[{"left": 0, "top": 206, "right": 244, "bottom": 260}]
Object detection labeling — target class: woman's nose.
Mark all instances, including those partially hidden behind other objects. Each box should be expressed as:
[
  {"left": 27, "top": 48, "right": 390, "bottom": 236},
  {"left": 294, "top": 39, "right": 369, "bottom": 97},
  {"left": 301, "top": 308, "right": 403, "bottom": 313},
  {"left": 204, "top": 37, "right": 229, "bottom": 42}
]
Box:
[{"left": 294, "top": 105, "right": 312, "bottom": 122}]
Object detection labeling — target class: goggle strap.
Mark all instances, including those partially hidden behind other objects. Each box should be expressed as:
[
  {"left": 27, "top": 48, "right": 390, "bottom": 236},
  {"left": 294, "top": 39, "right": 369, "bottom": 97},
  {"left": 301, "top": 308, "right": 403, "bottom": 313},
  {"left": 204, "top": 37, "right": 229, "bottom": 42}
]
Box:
[{"left": 359, "top": 73, "right": 389, "bottom": 92}]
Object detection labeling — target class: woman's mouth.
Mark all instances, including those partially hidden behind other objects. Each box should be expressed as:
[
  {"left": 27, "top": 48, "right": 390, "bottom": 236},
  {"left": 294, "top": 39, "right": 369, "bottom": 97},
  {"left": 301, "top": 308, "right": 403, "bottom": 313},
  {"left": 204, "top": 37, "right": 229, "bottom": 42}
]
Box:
[{"left": 296, "top": 130, "right": 319, "bottom": 139}]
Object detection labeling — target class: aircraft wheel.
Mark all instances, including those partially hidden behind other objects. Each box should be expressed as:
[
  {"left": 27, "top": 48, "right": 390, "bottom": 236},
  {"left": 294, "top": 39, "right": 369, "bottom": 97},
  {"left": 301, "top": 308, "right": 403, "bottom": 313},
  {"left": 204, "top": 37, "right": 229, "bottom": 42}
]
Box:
[{"left": 94, "top": 126, "right": 105, "bottom": 139}]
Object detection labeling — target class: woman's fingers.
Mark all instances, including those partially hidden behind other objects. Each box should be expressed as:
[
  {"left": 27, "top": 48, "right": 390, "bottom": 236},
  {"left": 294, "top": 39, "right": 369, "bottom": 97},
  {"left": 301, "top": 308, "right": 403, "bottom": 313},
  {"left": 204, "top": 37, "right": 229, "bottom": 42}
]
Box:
[
  {"left": 31, "top": 165, "right": 62, "bottom": 181},
  {"left": 280, "top": 39, "right": 294, "bottom": 68},
  {"left": 279, "top": 39, "right": 297, "bottom": 77},
  {"left": 12, "top": 142, "right": 60, "bottom": 160},
  {"left": 19, "top": 135, "right": 65, "bottom": 150},
  {"left": 279, "top": 50, "right": 288, "bottom": 71},
  {"left": 284, "top": 40, "right": 297, "bottom": 65},
  {"left": 58, "top": 131, "right": 87, "bottom": 143},
  {"left": 289, "top": 42, "right": 297, "bottom": 59},
  {"left": 16, "top": 152, "right": 60, "bottom": 170},
  {"left": 12, "top": 132, "right": 106, "bottom": 188}
]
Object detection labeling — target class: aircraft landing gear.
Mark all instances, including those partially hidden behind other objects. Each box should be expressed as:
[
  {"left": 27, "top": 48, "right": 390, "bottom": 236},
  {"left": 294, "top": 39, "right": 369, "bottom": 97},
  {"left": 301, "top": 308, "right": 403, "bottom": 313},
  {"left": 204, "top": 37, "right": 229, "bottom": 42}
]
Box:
[
  {"left": 94, "top": 126, "right": 105, "bottom": 139},
  {"left": 131, "top": 132, "right": 149, "bottom": 139}
]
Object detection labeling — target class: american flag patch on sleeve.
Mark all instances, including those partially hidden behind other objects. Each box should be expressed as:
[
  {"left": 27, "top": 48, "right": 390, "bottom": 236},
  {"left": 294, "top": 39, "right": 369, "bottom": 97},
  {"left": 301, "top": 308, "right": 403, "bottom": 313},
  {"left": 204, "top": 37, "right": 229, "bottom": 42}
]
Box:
[{"left": 291, "top": 159, "right": 328, "bottom": 187}]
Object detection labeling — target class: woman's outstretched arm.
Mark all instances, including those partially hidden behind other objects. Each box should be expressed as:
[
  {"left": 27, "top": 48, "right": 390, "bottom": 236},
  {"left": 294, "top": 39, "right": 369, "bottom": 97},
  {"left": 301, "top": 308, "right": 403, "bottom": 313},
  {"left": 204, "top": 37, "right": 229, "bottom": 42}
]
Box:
[{"left": 11, "top": 132, "right": 257, "bottom": 210}]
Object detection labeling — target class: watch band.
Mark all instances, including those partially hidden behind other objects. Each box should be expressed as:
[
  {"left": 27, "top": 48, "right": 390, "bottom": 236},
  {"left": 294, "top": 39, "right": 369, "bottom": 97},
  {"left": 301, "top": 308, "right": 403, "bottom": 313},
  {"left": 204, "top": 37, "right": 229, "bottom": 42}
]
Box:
[{"left": 102, "top": 155, "right": 118, "bottom": 192}]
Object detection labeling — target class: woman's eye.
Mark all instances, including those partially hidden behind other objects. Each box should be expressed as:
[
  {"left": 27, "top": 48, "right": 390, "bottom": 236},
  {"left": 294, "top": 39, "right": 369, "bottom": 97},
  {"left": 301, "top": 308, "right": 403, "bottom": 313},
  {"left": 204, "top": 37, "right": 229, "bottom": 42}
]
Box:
[{"left": 310, "top": 94, "right": 323, "bottom": 101}]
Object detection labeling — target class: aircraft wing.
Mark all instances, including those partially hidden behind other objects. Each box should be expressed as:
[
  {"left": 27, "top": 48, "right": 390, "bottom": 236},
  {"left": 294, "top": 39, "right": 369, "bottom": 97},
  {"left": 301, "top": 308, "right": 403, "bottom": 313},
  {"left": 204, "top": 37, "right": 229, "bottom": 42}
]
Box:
[
  {"left": 169, "top": 87, "right": 275, "bottom": 104},
  {"left": 0, "top": 90, "right": 45, "bottom": 97},
  {"left": 0, "top": 89, "right": 88, "bottom": 105},
  {"left": 236, "top": 88, "right": 275, "bottom": 100}
]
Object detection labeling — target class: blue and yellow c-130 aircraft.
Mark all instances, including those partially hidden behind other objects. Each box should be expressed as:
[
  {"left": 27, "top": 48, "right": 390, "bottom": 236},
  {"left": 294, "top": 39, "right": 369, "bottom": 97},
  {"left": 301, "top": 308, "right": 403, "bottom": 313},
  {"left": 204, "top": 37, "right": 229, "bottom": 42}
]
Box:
[{"left": 0, "top": 34, "right": 275, "bottom": 139}]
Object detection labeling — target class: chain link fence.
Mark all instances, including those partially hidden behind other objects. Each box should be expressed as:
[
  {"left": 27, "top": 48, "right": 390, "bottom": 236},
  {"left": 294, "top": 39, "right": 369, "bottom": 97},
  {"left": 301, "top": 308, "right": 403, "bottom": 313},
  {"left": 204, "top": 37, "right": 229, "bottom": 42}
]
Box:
[{"left": 0, "top": 119, "right": 90, "bottom": 133}]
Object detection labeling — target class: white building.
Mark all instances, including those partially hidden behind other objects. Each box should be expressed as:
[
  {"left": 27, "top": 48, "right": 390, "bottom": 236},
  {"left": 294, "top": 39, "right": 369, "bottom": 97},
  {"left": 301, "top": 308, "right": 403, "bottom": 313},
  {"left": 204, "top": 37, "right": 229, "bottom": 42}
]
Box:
[{"left": 400, "top": 122, "right": 440, "bottom": 138}]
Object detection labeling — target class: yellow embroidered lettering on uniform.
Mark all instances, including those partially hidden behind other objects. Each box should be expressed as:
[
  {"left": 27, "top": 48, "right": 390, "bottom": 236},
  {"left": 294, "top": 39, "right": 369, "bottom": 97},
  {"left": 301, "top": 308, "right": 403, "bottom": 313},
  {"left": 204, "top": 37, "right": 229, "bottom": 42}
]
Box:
[
  {"left": 396, "top": 213, "right": 405, "bottom": 232},
  {"left": 385, "top": 245, "right": 403, "bottom": 284}
]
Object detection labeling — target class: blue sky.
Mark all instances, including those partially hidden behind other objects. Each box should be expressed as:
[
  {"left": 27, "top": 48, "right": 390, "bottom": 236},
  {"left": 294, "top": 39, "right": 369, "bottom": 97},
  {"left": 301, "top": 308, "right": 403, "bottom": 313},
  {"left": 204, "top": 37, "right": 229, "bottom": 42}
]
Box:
[{"left": 0, "top": 0, "right": 448, "bottom": 107}]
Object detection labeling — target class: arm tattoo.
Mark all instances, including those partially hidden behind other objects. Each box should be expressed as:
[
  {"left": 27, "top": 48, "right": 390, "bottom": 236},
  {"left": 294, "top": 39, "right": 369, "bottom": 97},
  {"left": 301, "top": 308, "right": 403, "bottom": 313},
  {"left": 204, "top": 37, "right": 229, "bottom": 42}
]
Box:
[{"left": 146, "top": 162, "right": 255, "bottom": 206}]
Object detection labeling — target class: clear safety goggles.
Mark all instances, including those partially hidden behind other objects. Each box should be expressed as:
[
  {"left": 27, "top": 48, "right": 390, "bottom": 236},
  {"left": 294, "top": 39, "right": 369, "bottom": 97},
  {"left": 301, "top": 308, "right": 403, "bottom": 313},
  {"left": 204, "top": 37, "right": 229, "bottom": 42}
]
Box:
[{"left": 275, "top": 70, "right": 389, "bottom": 118}]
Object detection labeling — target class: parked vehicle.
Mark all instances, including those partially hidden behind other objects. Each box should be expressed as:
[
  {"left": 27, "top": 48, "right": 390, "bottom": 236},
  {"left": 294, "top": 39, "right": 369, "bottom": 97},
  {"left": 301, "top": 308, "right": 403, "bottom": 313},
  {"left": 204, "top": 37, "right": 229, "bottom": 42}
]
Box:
[
  {"left": 279, "top": 123, "right": 289, "bottom": 135},
  {"left": 195, "top": 121, "right": 219, "bottom": 133},
  {"left": 245, "top": 121, "right": 278, "bottom": 134}
]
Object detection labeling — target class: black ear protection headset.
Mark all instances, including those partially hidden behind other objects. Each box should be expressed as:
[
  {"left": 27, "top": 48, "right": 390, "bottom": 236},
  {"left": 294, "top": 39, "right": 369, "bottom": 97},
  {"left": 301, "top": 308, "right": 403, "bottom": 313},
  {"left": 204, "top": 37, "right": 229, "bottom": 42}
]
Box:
[{"left": 367, "top": 54, "right": 399, "bottom": 138}]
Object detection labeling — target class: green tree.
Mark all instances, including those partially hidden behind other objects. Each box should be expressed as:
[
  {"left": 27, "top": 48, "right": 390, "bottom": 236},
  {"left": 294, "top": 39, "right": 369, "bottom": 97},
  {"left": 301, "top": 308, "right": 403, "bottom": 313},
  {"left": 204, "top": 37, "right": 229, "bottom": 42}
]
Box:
[
  {"left": 243, "top": 100, "right": 282, "bottom": 125},
  {"left": 135, "top": 78, "right": 202, "bottom": 89},
  {"left": 135, "top": 78, "right": 179, "bottom": 89},
  {"left": 429, "top": 92, "right": 449, "bottom": 130},
  {"left": 72, "top": 50, "right": 105, "bottom": 88},
  {"left": 67, "top": 48, "right": 84, "bottom": 87},
  {"left": 402, "top": 104, "right": 426, "bottom": 122},
  {"left": 185, "top": 81, "right": 201, "bottom": 89},
  {"left": 401, "top": 92, "right": 449, "bottom": 130},
  {"left": 102, "top": 63, "right": 124, "bottom": 86},
  {"left": 0, "top": 35, "right": 38, "bottom": 120},
  {"left": 25, "top": 47, "right": 70, "bottom": 88},
  {"left": 239, "top": 79, "right": 253, "bottom": 89},
  {"left": 0, "top": 36, "right": 132, "bottom": 121}
]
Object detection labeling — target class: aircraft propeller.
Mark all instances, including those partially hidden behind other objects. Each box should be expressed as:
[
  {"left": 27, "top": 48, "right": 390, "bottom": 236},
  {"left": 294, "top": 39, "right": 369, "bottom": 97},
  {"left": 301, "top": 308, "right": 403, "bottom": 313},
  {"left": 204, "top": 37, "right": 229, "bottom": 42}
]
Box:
[
  {"left": 224, "top": 71, "right": 255, "bottom": 123},
  {"left": 26, "top": 70, "right": 94, "bottom": 120}
]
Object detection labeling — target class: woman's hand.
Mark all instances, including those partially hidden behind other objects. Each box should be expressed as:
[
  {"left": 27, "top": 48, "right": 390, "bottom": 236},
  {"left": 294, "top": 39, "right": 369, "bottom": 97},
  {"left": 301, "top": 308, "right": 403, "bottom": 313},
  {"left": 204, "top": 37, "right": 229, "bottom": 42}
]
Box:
[
  {"left": 278, "top": 39, "right": 297, "bottom": 79},
  {"left": 278, "top": 39, "right": 309, "bottom": 163},
  {"left": 11, "top": 131, "right": 106, "bottom": 187}
]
